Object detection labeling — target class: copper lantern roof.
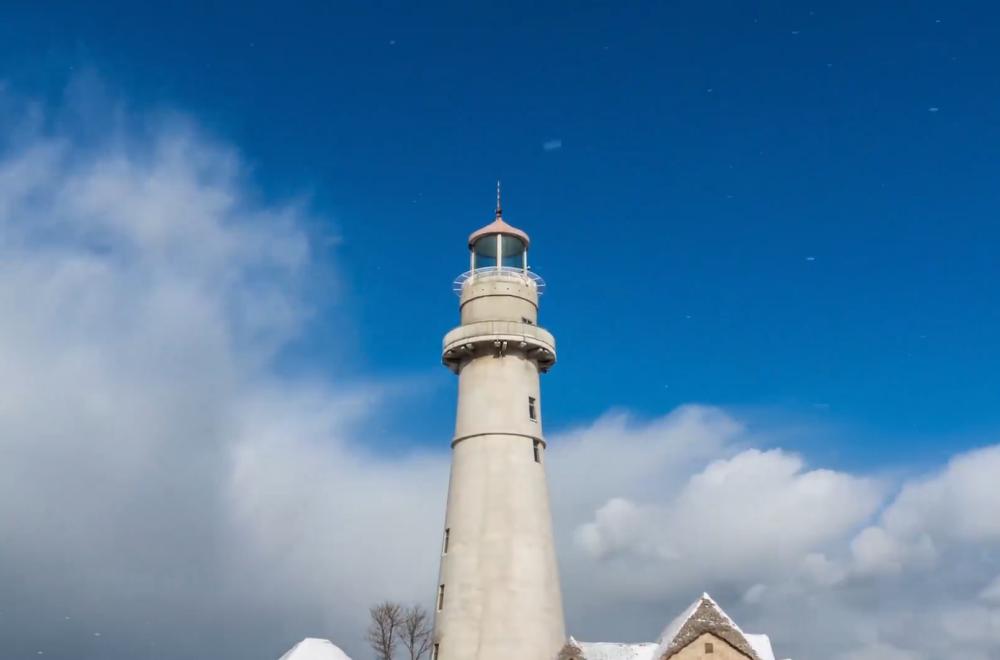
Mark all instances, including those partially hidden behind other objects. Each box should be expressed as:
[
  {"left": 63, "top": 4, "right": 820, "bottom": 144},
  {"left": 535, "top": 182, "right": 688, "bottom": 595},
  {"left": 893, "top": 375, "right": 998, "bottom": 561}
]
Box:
[{"left": 467, "top": 214, "right": 531, "bottom": 248}]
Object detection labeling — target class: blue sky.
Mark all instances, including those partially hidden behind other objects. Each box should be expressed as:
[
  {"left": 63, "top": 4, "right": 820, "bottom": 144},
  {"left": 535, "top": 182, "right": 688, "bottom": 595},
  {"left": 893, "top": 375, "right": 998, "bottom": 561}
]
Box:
[
  {"left": 5, "top": 2, "right": 998, "bottom": 468},
  {"left": 2, "top": 4, "right": 1000, "bottom": 659}
]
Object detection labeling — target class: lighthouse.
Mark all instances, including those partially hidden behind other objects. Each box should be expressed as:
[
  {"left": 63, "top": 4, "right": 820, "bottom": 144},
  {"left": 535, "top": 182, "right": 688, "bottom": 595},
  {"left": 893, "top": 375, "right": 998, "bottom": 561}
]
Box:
[{"left": 432, "top": 191, "right": 566, "bottom": 660}]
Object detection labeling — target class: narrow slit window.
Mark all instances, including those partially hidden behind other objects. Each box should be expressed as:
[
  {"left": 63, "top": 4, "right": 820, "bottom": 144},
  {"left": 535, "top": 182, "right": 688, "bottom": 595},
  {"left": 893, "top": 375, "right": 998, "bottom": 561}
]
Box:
[
  {"left": 432, "top": 643, "right": 440, "bottom": 660},
  {"left": 528, "top": 396, "right": 537, "bottom": 421},
  {"left": 437, "top": 584, "right": 445, "bottom": 611},
  {"left": 533, "top": 439, "right": 542, "bottom": 464},
  {"left": 443, "top": 528, "right": 450, "bottom": 555}
]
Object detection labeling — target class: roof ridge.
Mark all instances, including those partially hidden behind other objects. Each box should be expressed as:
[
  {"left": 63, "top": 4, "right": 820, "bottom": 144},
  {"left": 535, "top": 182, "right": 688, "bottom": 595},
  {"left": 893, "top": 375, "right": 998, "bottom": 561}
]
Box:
[{"left": 654, "top": 595, "right": 762, "bottom": 660}]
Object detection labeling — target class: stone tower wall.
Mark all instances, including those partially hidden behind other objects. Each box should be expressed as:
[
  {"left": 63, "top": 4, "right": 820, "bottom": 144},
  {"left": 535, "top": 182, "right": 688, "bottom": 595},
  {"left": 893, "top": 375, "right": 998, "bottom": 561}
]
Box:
[{"left": 432, "top": 266, "right": 565, "bottom": 660}]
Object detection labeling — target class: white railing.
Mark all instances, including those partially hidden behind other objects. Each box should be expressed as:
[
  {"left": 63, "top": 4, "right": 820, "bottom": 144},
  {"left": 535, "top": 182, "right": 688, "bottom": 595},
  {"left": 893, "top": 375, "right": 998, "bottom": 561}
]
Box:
[{"left": 452, "top": 266, "right": 546, "bottom": 296}]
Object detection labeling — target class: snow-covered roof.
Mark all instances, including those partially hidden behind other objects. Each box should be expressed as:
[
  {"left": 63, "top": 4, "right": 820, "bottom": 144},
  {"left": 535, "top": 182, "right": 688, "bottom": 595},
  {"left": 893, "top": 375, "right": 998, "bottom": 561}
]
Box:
[
  {"left": 655, "top": 593, "right": 715, "bottom": 647},
  {"left": 745, "top": 634, "right": 776, "bottom": 660},
  {"left": 278, "top": 638, "right": 352, "bottom": 660},
  {"left": 652, "top": 593, "right": 763, "bottom": 660},
  {"left": 574, "top": 641, "right": 659, "bottom": 660},
  {"left": 563, "top": 593, "right": 777, "bottom": 660}
]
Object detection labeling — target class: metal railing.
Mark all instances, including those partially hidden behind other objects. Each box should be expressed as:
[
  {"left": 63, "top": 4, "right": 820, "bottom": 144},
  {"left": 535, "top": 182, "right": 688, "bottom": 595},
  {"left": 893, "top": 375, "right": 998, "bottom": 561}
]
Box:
[{"left": 452, "top": 267, "right": 546, "bottom": 296}]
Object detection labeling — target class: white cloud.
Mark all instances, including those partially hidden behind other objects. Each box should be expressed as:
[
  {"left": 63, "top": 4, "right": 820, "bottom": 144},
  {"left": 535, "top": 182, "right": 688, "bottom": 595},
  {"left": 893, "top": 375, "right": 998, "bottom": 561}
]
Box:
[
  {"left": 542, "top": 138, "right": 563, "bottom": 151},
  {"left": 569, "top": 447, "right": 881, "bottom": 579},
  {"left": 574, "top": 497, "right": 650, "bottom": 560},
  {"left": 0, "top": 80, "right": 441, "bottom": 660},
  {"left": 880, "top": 445, "right": 1000, "bottom": 544},
  {"left": 547, "top": 411, "right": 1000, "bottom": 659},
  {"left": 798, "top": 551, "right": 847, "bottom": 586},
  {"left": 743, "top": 583, "right": 767, "bottom": 604}
]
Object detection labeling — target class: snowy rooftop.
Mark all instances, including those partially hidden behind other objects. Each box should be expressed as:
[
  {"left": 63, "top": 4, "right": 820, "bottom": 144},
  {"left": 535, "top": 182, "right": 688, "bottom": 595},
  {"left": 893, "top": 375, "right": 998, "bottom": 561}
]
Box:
[
  {"left": 566, "top": 640, "right": 659, "bottom": 660},
  {"left": 564, "top": 593, "right": 777, "bottom": 660},
  {"left": 652, "top": 593, "right": 767, "bottom": 660},
  {"left": 745, "top": 634, "right": 776, "bottom": 660},
  {"left": 278, "top": 638, "right": 352, "bottom": 660}
]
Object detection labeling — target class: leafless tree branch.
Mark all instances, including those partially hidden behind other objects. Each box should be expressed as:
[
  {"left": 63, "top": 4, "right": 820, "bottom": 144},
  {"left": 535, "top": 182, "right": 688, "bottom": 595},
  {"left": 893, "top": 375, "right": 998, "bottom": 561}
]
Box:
[
  {"left": 399, "top": 604, "right": 433, "bottom": 660},
  {"left": 366, "top": 601, "right": 403, "bottom": 660}
]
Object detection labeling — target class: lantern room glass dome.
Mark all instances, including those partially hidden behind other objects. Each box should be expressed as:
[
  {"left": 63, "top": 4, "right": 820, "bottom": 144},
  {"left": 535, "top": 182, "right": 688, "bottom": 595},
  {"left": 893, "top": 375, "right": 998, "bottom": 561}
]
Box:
[
  {"left": 454, "top": 216, "right": 544, "bottom": 296},
  {"left": 472, "top": 233, "right": 526, "bottom": 270}
]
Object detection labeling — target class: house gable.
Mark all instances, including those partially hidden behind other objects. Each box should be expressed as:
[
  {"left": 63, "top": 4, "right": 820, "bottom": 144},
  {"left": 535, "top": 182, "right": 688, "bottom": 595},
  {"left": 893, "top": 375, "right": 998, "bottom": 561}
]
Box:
[
  {"left": 558, "top": 639, "right": 586, "bottom": 660},
  {"left": 666, "top": 632, "right": 752, "bottom": 660},
  {"left": 559, "top": 593, "right": 776, "bottom": 660},
  {"left": 654, "top": 595, "right": 762, "bottom": 660}
]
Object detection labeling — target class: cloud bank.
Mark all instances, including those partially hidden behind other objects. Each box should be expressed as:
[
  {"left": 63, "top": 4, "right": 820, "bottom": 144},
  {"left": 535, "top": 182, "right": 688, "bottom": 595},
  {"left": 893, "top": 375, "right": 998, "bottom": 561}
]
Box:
[
  {"left": 1, "top": 82, "right": 998, "bottom": 660},
  {"left": 552, "top": 411, "right": 1000, "bottom": 660},
  {"left": 0, "top": 82, "right": 446, "bottom": 660}
]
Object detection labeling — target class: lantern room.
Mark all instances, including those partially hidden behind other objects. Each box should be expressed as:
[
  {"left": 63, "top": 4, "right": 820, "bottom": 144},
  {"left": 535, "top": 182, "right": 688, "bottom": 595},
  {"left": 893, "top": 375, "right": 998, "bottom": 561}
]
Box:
[
  {"left": 467, "top": 211, "right": 530, "bottom": 272},
  {"left": 451, "top": 190, "right": 546, "bottom": 297}
]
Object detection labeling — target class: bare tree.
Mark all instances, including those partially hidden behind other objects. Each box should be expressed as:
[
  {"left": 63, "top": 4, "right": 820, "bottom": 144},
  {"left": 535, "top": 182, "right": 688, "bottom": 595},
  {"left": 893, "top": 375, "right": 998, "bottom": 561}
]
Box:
[
  {"left": 399, "top": 604, "right": 433, "bottom": 660},
  {"left": 366, "top": 601, "right": 403, "bottom": 660}
]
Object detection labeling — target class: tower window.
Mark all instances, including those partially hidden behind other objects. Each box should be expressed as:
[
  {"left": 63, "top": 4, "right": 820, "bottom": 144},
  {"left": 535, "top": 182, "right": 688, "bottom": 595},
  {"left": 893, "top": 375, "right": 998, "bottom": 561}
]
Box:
[
  {"left": 533, "top": 439, "right": 542, "bottom": 464},
  {"left": 528, "top": 397, "right": 537, "bottom": 421},
  {"left": 432, "top": 643, "right": 440, "bottom": 660},
  {"left": 705, "top": 642, "right": 714, "bottom": 654},
  {"left": 437, "top": 584, "right": 445, "bottom": 611},
  {"left": 442, "top": 528, "right": 450, "bottom": 555}
]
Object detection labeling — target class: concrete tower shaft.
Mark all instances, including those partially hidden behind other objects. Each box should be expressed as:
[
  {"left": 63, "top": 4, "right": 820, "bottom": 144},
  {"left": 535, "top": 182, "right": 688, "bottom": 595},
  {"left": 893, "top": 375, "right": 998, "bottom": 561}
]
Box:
[{"left": 432, "top": 209, "right": 565, "bottom": 660}]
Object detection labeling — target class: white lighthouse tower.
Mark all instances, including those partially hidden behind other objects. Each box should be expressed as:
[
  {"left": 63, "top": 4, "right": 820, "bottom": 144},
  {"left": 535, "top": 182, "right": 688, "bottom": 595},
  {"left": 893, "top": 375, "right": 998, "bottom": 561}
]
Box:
[{"left": 432, "top": 190, "right": 566, "bottom": 660}]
